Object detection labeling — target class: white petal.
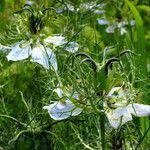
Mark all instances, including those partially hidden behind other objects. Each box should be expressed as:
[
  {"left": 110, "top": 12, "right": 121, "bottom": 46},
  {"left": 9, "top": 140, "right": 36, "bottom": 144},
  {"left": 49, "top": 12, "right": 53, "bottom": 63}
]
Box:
[
  {"left": 120, "top": 27, "right": 126, "bottom": 35},
  {"left": 46, "top": 48, "right": 58, "bottom": 71},
  {"left": 106, "top": 25, "right": 115, "bottom": 33},
  {"left": 44, "top": 35, "right": 65, "bottom": 46},
  {"left": 113, "top": 107, "right": 128, "bottom": 118},
  {"left": 7, "top": 41, "right": 31, "bottom": 61},
  {"left": 130, "top": 19, "right": 135, "bottom": 26},
  {"left": 128, "top": 103, "right": 150, "bottom": 117},
  {"left": 65, "top": 42, "right": 79, "bottom": 53},
  {"left": 53, "top": 88, "right": 63, "bottom": 98},
  {"left": 66, "top": 4, "right": 75, "bottom": 12},
  {"left": 31, "top": 44, "right": 58, "bottom": 71},
  {"left": 118, "top": 21, "right": 126, "bottom": 28},
  {"left": 94, "top": 10, "right": 105, "bottom": 14},
  {"left": 105, "top": 109, "right": 121, "bottom": 129},
  {"left": 25, "top": 1, "right": 34, "bottom": 5},
  {"left": 114, "top": 107, "right": 133, "bottom": 125},
  {"left": 107, "top": 87, "right": 122, "bottom": 97},
  {"left": 97, "top": 18, "right": 109, "bottom": 25},
  {"left": 43, "top": 99, "right": 82, "bottom": 120},
  {"left": 105, "top": 107, "right": 133, "bottom": 129}
]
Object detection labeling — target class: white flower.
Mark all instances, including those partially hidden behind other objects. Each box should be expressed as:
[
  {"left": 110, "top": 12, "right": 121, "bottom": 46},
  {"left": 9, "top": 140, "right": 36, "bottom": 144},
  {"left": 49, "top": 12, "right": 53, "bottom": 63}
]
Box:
[
  {"left": 6, "top": 40, "right": 57, "bottom": 71},
  {"left": 44, "top": 35, "right": 79, "bottom": 53},
  {"left": 5, "top": 34, "right": 79, "bottom": 69},
  {"left": 43, "top": 88, "right": 82, "bottom": 120},
  {"left": 104, "top": 86, "right": 150, "bottom": 129}
]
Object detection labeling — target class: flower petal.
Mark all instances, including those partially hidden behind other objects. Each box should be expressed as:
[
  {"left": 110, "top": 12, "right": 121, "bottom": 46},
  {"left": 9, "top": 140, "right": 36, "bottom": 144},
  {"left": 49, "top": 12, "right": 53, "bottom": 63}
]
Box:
[
  {"left": 65, "top": 42, "right": 79, "bottom": 53},
  {"left": 113, "top": 107, "right": 128, "bottom": 118},
  {"left": 130, "top": 19, "right": 135, "bottom": 26},
  {"left": 97, "top": 18, "right": 109, "bottom": 25},
  {"left": 53, "top": 88, "right": 63, "bottom": 98},
  {"left": 44, "top": 35, "right": 65, "bottom": 46},
  {"left": 7, "top": 41, "right": 31, "bottom": 61},
  {"left": 46, "top": 48, "right": 58, "bottom": 71},
  {"left": 105, "top": 109, "right": 121, "bottom": 129},
  {"left": 128, "top": 103, "right": 150, "bottom": 117},
  {"left": 106, "top": 25, "right": 115, "bottom": 33},
  {"left": 105, "top": 107, "right": 133, "bottom": 129},
  {"left": 120, "top": 27, "right": 126, "bottom": 35},
  {"left": 43, "top": 100, "right": 82, "bottom": 120},
  {"left": 31, "top": 44, "right": 58, "bottom": 71},
  {"left": 107, "top": 86, "right": 122, "bottom": 98},
  {"left": 114, "top": 107, "right": 133, "bottom": 125}
]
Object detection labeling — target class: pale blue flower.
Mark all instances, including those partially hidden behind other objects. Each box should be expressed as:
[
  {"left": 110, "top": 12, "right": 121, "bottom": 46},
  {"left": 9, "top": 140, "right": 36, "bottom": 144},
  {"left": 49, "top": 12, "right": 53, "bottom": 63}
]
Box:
[
  {"left": 6, "top": 40, "right": 57, "bottom": 71},
  {"left": 43, "top": 88, "right": 82, "bottom": 120},
  {"left": 104, "top": 86, "right": 150, "bottom": 129},
  {"left": 4, "top": 34, "right": 79, "bottom": 70}
]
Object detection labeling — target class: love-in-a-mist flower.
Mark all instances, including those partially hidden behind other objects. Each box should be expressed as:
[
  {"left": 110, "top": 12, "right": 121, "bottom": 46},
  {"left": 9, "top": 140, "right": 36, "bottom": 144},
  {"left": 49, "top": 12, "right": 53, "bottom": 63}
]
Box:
[
  {"left": 104, "top": 86, "right": 150, "bottom": 129},
  {"left": 43, "top": 88, "right": 82, "bottom": 120},
  {"left": 6, "top": 40, "right": 58, "bottom": 71},
  {"left": 1, "top": 5, "right": 79, "bottom": 70},
  {"left": 5, "top": 35, "right": 79, "bottom": 70}
]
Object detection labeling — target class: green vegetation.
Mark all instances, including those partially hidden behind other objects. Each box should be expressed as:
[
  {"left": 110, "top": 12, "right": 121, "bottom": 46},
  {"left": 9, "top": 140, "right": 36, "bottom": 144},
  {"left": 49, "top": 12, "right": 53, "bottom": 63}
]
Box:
[{"left": 0, "top": 0, "right": 150, "bottom": 149}]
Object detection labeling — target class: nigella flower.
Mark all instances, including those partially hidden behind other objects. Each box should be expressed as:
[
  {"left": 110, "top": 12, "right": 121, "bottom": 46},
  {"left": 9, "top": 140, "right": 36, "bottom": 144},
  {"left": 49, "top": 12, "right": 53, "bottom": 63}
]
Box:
[
  {"left": 4, "top": 35, "right": 79, "bottom": 70},
  {"left": 43, "top": 88, "right": 82, "bottom": 120},
  {"left": 6, "top": 40, "right": 58, "bottom": 71},
  {"left": 104, "top": 86, "right": 150, "bottom": 129},
  {"left": 1, "top": 5, "right": 79, "bottom": 70},
  {"left": 97, "top": 17, "right": 135, "bottom": 35}
]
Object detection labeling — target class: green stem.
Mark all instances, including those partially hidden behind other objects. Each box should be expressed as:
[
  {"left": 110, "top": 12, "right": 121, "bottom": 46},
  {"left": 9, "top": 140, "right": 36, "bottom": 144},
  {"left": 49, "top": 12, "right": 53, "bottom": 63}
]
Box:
[
  {"left": 100, "top": 112, "right": 106, "bottom": 150},
  {"left": 19, "top": 91, "right": 32, "bottom": 122},
  {"left": 0, "top": 114, "right": 26, "bottom": 127}
]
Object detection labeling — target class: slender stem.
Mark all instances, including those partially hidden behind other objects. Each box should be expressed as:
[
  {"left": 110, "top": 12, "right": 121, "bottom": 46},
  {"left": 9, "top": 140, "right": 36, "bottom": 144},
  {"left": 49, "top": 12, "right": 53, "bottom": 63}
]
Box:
[
  {"left": 19, "top": 91, "right": 32, "bottom": 121},
  {"left": 100, "top": 112, "right": 106, "bottom": 150},
  {"left": 0, "top": 114, "right": 26, "bottom": 127}
]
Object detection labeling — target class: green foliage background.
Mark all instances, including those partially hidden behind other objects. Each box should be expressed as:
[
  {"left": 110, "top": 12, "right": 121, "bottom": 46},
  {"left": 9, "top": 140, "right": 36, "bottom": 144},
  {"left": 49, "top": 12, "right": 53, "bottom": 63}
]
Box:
[{"left": 0, "top": 0, "right": 150, "bottom": 149}]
